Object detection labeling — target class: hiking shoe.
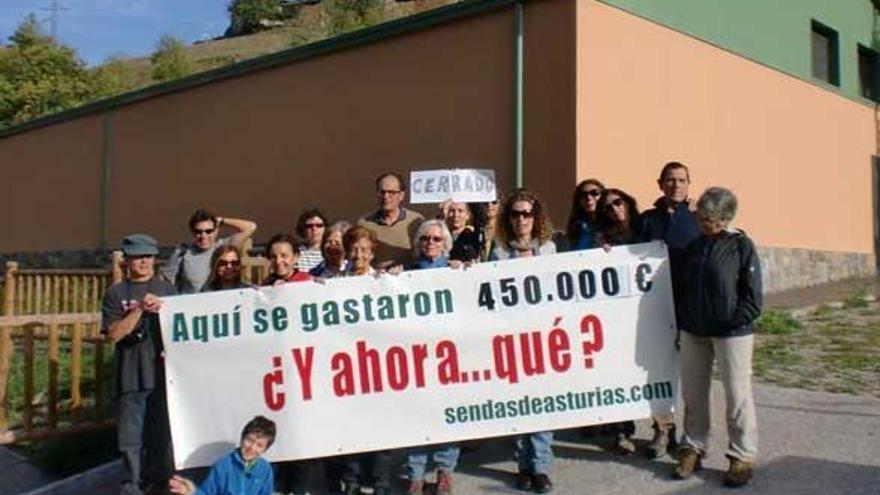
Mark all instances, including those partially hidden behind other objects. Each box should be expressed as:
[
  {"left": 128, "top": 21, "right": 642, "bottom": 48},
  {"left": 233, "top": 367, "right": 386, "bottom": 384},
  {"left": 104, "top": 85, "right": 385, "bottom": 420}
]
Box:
[
  {"left": 646, "top": 428, "right": 669, "bottom": 459},
  {"left": 531, "top": 473, "right": 553, "bottom": 494},
  {"left": 406, "top": 479, "right": 425, "bottom": 495},
  {"left": 615, "top": 432, "right": 636, "bottom": 456},
  {"left": 515, "top": 470, "right": 533, "bottom": 491},
  {"left": 723, "top": 458, "right": 755, "bottom": 488},
  {"left": 673, "top": 447, "right": 702, "bottom": 480},
  {"left": 436, "top": 468, "right": 454, "bottom": 495}
]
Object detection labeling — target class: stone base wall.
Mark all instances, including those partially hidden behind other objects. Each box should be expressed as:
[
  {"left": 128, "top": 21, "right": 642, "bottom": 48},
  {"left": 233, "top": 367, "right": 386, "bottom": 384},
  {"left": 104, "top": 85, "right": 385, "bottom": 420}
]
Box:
[{"left": 759, "top": 246, "right": 876, "bottom": 293}]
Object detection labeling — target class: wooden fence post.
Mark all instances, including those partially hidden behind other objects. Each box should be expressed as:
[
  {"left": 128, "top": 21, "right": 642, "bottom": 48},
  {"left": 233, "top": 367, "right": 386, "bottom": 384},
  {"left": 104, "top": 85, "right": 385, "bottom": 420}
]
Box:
[
  {"left": 241, "top": 239, "right": 253, "bottom": 284},
  {"left": 111, "top": 251, "right": 124, "bottom": 284},
  {"left": 0, "top": 261, "right": 18, "bottom": 437},
  {"left": 70, "top": 322, "right": 83, "bottom": 415},
  {"left": 22, "top": 325, "right": 34, "bottom": 432}
]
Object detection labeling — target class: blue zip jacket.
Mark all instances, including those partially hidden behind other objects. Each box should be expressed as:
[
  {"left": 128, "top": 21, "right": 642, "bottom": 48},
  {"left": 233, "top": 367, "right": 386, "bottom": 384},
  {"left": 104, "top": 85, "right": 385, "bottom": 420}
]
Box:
[{"left": 196, "top": 450, "right": 273, "bottom": 495}]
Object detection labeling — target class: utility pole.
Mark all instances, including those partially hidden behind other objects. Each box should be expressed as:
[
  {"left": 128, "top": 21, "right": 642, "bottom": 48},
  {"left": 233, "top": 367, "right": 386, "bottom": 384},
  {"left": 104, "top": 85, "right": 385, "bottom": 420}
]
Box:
[{"left": 43, "top": 0, "right": 68, "bottom": 41}]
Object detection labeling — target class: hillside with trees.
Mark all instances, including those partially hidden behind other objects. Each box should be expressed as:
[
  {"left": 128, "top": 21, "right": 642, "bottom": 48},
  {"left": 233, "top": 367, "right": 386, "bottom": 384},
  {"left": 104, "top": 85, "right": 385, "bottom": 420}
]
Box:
[{"left": 0, "top": 0, "right": 458, "bottom": 130}]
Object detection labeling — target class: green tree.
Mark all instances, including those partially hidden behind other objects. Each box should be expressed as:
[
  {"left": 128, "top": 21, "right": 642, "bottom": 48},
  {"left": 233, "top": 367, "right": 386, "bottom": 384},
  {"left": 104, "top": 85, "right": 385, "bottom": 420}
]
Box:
[
  {"left": 0, "top": 15, "right": 111, "bottom": 127},
  {"left": 323, "top": 0, "right": 384, "bottom": 36},
  {"left": 227, "top": 0, "right": 298, "bottom": 37},
  {"left": 150, "top": 35, "right": 193, "bottom": 83}
]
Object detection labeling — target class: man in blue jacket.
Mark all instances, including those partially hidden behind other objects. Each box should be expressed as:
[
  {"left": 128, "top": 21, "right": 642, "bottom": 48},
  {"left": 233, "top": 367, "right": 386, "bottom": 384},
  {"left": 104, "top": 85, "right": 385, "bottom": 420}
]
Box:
[{"left": 639, "top": 161, "right": 701, "bottom": 459}]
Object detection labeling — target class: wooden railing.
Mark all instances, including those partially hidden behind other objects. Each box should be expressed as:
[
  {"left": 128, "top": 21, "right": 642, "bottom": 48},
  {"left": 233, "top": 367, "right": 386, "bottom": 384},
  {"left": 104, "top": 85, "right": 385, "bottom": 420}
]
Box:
[{"left": 0, "top": 250, "right": 270, "bottom": 443}]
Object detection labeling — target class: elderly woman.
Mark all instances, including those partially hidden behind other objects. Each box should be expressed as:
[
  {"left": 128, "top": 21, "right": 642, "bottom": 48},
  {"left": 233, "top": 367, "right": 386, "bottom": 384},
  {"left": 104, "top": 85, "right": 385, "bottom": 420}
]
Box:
[
  {"left": 673, "top": 187, "right": 761, "bottom": 488},
  {"left": 201, "top": 245, "right": 249, "bottom": 291},
  {"left": 489, "top": 189, "right": 555, "bottom": 494},
  {"left": 310, "top": 221, "right": 351, "bottom": 278},
  {"left": 566, "top": 179, "right": 605, "bottom": 250},
  {"left": 403, "top": 219, "right": 460, "bottom": 495},
  {"left": 294, "top": 208, "right": 328, "bottom": 272}
]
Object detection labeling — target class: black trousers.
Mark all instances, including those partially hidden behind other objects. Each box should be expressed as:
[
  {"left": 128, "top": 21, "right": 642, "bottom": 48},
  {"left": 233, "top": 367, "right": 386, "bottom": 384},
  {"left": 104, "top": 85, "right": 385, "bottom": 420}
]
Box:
[{"left": 117, "top": 387, "right": 173, "bottom": 489}]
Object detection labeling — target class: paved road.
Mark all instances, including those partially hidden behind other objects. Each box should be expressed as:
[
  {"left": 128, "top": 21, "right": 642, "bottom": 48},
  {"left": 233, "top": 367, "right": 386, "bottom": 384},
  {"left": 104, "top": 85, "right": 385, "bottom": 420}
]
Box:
[{"left": 14, "top": 381, "right": 879, "bottom": 495}]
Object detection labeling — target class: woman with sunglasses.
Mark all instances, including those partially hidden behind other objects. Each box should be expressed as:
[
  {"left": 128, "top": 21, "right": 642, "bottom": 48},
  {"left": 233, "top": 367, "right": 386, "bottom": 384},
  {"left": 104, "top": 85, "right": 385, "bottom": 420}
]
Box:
[
  {"left": 309, "top": 221, "right": 351, "bottom": 278},
  {"left": 595, "top": 188, "right": 642, "bottom": 455},
  {"left": 402, "top": 219, "right": 461, "bottom": 495},
  {"left": 566, "top": 179, "right": 605, "bottom": 250},
  {"left": 201, "top": 245, "right": 250, "bottom": 291},
  {"left": 489, "top": 189, "right": 556, "bottom": 494},
  {"left": 294, "top": 208, "right": 328, "bottom": 272}
]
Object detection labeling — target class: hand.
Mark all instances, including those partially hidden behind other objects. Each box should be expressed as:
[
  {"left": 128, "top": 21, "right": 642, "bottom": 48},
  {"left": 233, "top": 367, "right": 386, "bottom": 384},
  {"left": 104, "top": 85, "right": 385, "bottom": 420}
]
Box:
[
  {"left": 142, "top": 294, "right": 163, "bottom": 313},
  {"left": 449, "top": 260, "right": 463, "bottom": 269},
  {"left": 273, "top": 279, "right": 286, "bottom": 287},
  {"left": 601, "top": 243, "right": 612, "bottom": 253},
  {"left": 385, "top": 264, "right": 403, "bottom": 276},
  {"left": 168, "top": 475, "right": 196, "bottom": 495}
]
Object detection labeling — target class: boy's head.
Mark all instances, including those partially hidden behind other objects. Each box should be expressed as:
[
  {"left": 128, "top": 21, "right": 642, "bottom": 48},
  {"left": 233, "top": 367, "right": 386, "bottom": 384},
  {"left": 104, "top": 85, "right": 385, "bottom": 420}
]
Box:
[{"left": 239, "top": 416, "right": 276, "bottom": 462}]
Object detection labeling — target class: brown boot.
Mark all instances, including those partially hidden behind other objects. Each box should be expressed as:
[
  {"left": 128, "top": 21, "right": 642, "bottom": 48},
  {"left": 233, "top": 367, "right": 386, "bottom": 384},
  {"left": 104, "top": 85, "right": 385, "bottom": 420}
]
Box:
[
  {"left": 673, "top": 447, "right": 702, "bottom": 480},
  {"left": 407, "top": 479, "right": 425, "bottom": 495},
  {"left": 723, "top": 458, "right": 755, "bottom": 488}
]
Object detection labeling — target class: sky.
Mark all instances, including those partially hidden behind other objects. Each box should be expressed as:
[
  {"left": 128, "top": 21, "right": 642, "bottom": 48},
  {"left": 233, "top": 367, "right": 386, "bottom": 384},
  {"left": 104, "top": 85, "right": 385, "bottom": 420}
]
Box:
[{"left": 0, "top": 0, "right": 231, "bottom": 65}]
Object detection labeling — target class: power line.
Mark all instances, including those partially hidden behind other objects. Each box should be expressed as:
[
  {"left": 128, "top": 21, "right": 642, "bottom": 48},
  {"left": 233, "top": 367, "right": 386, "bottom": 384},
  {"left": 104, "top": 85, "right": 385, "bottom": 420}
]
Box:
[{"left": 42, "top": 0, "right": 68, "bottom": 41}]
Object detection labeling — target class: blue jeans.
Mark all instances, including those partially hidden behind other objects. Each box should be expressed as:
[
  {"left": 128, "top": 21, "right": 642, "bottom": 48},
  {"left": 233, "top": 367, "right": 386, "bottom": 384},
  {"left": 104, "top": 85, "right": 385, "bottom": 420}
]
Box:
[
  {"left": 406, "top": 443, "right": 460, "bottom": 480},
  {"left": 515, "top": 432, "right": 553, "bottom": 475},
  {"left": 118, "top": 388, "right": 172, "bottom": 490}
]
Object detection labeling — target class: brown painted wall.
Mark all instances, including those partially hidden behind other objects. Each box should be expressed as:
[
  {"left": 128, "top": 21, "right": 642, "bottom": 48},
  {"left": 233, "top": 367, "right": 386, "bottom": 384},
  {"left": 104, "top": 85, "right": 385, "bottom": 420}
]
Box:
[
  {"left": 108, "top": 9, "right": 516, "bottom": 248},
  {"left": 523, "top": 0, "right": 577, "bottom": 226},
  {"left": 577, "top": 0, "right": 876, "bottom": 254},
  {"left": 1, "top": 115, "right": 104, "bottom": 252}
]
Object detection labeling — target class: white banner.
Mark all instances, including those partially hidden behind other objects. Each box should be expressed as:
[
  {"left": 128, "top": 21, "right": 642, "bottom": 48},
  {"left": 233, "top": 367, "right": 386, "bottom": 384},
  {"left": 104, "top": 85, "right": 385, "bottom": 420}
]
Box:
[
  {"left": 409, "top": 168, "right": 497, "bottom": 203},
  {"left": 159, "top": 242, "right": 678, "bottom": 469}
]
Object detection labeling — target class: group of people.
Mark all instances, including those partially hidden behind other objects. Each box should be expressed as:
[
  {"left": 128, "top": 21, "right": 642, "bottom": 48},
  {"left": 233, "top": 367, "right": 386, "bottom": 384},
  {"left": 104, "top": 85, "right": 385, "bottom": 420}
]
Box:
[{"left": 101, "top": 162, "right": 763, "bottom": 495}]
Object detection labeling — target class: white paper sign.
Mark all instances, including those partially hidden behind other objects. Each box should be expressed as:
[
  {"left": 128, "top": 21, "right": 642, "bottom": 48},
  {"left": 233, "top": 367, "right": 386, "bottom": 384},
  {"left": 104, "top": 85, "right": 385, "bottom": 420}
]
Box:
[
  {"left": 159, "top": 242, "right": 678, "bottom": 469},
  {"left": 409, "top": 168, "right": 497, "bottom": 203}
]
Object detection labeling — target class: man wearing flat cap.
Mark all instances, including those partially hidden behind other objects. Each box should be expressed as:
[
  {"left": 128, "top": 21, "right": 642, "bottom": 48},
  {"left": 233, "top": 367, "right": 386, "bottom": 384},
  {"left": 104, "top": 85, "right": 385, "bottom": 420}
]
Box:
[{"left": 102, "top": 234, "right": 177, "bottom": 495}]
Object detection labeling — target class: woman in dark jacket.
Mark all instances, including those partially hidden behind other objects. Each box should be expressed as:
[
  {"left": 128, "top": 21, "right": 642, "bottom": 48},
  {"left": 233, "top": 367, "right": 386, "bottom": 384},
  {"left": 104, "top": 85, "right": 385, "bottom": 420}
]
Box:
[
  {"left": 595, "top": 188, "right": 642, "bottom": 454},
  {"left": 672, "top": 187, "right": 761, "bottom": 489},
  {"left": 566, "top": 179, "right": 605, "bottom": 250}
]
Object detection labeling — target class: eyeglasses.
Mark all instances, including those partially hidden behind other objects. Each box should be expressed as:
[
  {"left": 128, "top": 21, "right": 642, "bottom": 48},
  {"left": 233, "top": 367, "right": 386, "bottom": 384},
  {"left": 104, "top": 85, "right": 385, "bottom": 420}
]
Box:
[
  {"left": 577, "top": 189, "right": 602, "bottom": 199},
  {"left": 419, "top": 235, "right": 444, "bottom": 243},
  {"left": 378, "top": 190, "right": 402, "bottom": 196},
  {"left": 192, "top": 228, "right": 216, "bottom": 236},
  {"left": 604, "top": 198, "right": 625, "bottom": 211},
  {"left": 127, "top": 255, "right": 154, "bottom": 260},
  {"left": 509, "top": 209, "right": 534, "bottom": 219},
  {"left": 304, "top": 223, "right": 325, "bottom": 230},
  {"left": 217, "top": 260, "right": 241, "bottom": 268}
]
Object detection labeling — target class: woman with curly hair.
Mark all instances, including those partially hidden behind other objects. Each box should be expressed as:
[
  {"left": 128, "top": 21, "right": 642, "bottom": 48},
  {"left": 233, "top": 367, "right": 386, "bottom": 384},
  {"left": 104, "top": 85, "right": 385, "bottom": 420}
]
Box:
[
  {"left": 566, "top": 179, "right": 605, "bottom": 251},
  {"left": 489, "top": 189, "right": 556, "bottom": 493}
]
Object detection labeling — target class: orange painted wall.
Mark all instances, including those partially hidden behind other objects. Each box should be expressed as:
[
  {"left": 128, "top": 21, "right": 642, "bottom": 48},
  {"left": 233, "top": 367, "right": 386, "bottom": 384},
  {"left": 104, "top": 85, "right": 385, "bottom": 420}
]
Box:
[
  {"left": 1, "top": 115, "right": 104, "bottom": 252},
  {"left": 577, "top": 0, "right": 876, "bottom": 254}
]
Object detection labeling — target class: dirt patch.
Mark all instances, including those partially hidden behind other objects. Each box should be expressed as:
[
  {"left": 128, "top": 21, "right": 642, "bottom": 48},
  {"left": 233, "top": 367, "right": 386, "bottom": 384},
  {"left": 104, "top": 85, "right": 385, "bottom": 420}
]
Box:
[{"left": 754, "top": 298, "right": 880, "bottom": 398}]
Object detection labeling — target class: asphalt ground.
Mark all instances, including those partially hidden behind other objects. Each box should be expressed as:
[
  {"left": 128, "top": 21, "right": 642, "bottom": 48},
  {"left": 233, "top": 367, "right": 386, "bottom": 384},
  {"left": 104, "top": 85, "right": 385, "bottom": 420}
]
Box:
[{"left": 8, "top": 380, "right": 878, "bottom": 495}]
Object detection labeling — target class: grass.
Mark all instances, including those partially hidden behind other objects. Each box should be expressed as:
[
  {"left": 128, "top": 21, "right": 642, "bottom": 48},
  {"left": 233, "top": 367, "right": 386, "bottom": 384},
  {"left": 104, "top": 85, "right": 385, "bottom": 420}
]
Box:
[
  {"left": 753, "top": 290, "right": 880, "bottom": 398},
  {"left": 756, "top": 309, "right": 802, "bottom": 335}
]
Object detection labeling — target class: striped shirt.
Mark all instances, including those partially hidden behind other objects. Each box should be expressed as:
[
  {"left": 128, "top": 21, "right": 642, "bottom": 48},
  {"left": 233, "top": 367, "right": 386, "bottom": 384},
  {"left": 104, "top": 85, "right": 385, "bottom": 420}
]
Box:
[{"left": 296, "top": 246, "right": 324, "bottom": 272}]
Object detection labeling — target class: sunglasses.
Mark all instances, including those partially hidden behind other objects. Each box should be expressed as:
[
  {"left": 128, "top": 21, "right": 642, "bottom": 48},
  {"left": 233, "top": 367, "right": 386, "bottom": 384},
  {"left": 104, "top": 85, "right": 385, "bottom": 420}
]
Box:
[
  {"left": 604, "top": 198, "right": 625, "bottom": 210},
  {"left": 577, "top": 189, "right": 602, "bottom": 199},
  {"left": 217, "top": 260, "right": 241, "bottom": 268},
  {"left": 378, "top": 190, "right": 402, "bottom": 196},
  {"left": 419, "top": 235, "right": 444, "bottom": 243},
  {"left": 304, "top": 223, "right": 325, "bottom": 229},
  {"left": 192, "top": 228, "right": 216, "bottom": 236},
  {"left": 509, "top": 209, "right": 534, "bottom": 219}
]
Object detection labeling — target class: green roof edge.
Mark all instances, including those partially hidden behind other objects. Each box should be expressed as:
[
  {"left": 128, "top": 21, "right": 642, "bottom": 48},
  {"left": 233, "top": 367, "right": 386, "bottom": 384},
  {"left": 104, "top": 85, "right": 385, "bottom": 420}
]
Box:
[{"left": 0, "top": 0, "right": 518, "bottom": 140}]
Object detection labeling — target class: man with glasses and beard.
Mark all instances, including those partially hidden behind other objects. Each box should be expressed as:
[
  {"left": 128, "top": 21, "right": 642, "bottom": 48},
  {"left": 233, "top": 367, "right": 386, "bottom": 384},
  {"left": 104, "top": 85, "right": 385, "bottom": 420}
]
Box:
[
  {"left": 163, "top": 208, "right": 257, "bottom": 293},
  {"left": 103, "top": 234, "right": 177, "bottom": 495}
]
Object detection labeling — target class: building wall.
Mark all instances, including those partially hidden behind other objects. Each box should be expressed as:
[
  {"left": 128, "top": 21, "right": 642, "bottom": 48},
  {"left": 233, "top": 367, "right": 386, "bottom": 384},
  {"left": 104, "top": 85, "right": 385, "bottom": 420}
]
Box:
[
  {"left": 1, "top": 115, "right": 104, "bottom": 252},
  {"left": 596, "top": 0, "right": 878, "bottom": 104},
  {"left": 577, "top": 0, "right": 876, "bottom": 286}
]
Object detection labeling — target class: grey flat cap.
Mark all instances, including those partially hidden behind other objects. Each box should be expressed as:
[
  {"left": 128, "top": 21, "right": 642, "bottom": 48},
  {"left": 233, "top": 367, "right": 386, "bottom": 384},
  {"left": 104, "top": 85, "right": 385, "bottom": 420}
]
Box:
[{"left": 122, "top": 233, "right": 159, "bottom": 257}]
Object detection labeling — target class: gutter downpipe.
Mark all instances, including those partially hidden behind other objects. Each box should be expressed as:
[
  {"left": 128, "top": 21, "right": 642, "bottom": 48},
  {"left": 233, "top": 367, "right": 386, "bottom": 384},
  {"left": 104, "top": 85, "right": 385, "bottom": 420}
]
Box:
[{"left": 514, "top": 0, "right": 524, "bottom": 188}]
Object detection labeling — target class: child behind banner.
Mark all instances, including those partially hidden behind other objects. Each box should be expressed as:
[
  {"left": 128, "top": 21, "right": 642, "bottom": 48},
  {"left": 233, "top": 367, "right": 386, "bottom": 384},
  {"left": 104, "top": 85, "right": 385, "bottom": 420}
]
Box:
[{"left": 168, "top": 416, "right": 276, "bottom": 495}]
